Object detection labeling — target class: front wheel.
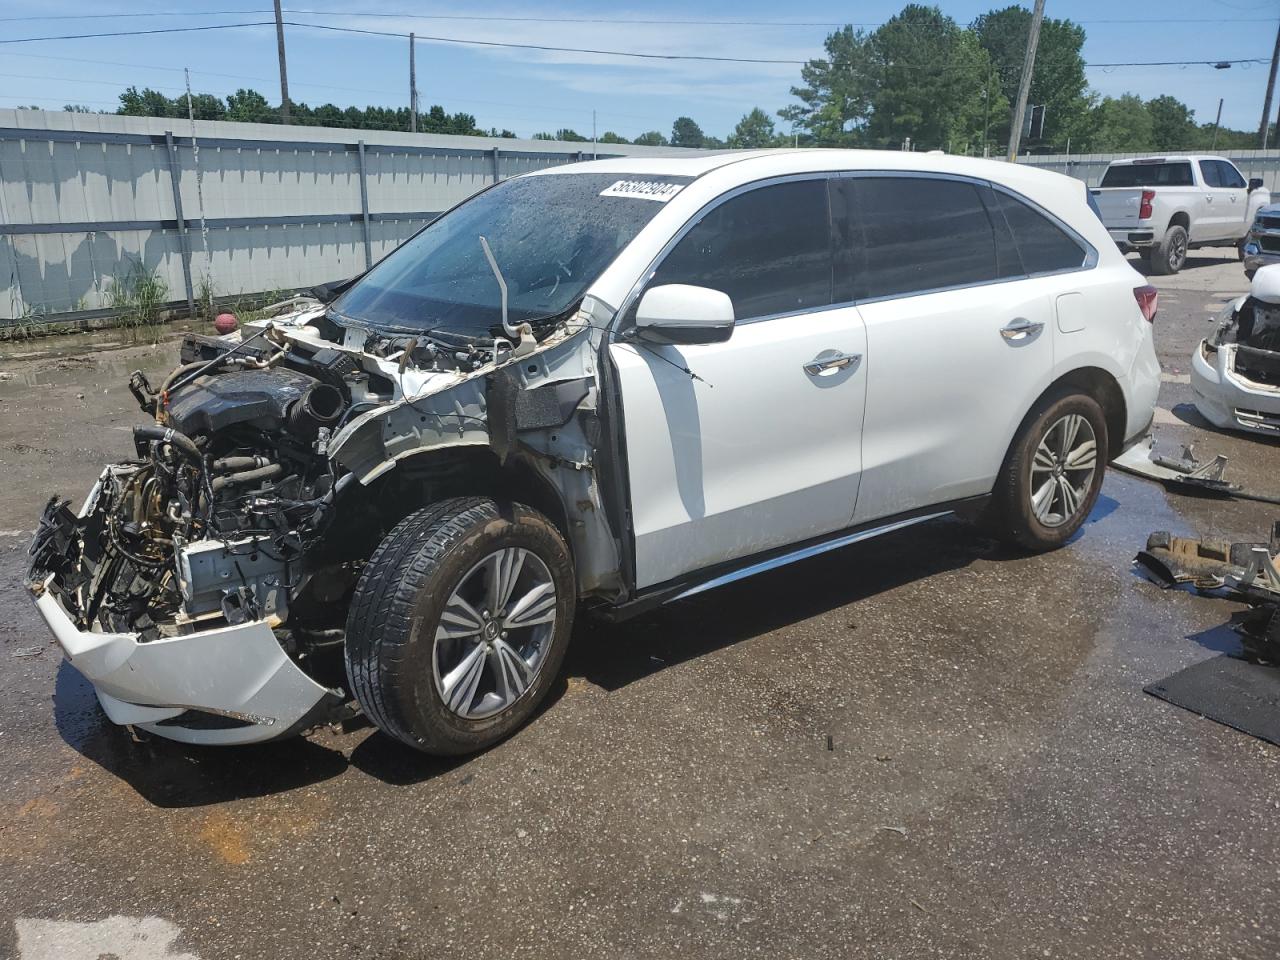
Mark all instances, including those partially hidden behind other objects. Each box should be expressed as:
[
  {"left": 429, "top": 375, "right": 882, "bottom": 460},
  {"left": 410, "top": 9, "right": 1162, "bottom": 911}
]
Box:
[
  {"left": 345, "top": 497, "right": 575, "bottom": 755},
  {"left": 986, "top": 389, "right": 1108, "bottom": 552}
]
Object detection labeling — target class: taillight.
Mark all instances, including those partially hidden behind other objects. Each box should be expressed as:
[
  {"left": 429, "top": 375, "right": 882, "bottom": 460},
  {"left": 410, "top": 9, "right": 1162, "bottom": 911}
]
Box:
[
  {"left": 1138, "top": 189, "right": 1155, "bottom": 220},
  {"left": 1134, "top": 284, "right": 1158, "bottom": 323}
]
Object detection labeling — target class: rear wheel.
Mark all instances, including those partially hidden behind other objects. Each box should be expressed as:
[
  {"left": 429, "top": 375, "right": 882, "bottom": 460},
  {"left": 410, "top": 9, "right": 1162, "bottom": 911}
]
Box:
[
  {"left": 345, "top": 497, "right": 575, "bottom": 755},
  {"left": 1149, "top": 224, "right": 1188, "bottom": 275},
  {"left": 987, "top": 389, "right": 1108, "bottom": 552}
]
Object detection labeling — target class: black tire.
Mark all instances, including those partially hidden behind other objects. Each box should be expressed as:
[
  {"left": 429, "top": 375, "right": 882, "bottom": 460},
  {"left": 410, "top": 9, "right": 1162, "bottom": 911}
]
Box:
[
  {"left": 345, "top": 497, "right": 575, "bottom": 755},
  {"left": 986, "top": 388, "right": 1109, "bottom": 552},
  {"left": 1237, "top": 238, "right": 1247, "bottom": 262},
  {"left": 1148, "top": 224, "right": 1188, "bottom": 275}
]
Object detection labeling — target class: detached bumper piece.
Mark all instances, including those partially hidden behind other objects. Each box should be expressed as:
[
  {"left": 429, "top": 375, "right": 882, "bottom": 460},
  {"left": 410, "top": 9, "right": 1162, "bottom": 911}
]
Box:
[
  {"left": 1136, "top": 523, "right": 1280, "bottom": 662},
  {"left": 33, "top": 580, "right": 344, "bottom": 745}
]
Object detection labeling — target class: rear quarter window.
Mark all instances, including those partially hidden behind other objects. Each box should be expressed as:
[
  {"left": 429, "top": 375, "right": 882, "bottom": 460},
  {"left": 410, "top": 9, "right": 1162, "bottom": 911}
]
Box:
[{"left": 993, "top": 190, "right": 1088, "bottom": 275}]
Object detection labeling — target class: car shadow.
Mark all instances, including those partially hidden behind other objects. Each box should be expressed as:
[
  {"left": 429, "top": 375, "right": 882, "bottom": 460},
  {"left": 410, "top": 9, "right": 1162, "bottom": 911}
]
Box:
[
  {"left": 1128, "top": 252, "right": 1241, "bottom": 277},
  {"left": 565, "top": 515, "right": 1005, "bottom": 693},
  {"left": 53, "top": 514, "right": 1073, "bottom": 796},
  {"left": 53, "top": 661, "right": 350, "bottom": 808}
]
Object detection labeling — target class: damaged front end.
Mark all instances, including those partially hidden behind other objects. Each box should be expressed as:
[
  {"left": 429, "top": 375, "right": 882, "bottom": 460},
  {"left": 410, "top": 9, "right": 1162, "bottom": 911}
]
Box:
[
  {"left": 26, "top": 295, "right": 618, "bottom": 745},
  {"left": 1191, "top": 287, "right": 1280, "bottom": 436}
]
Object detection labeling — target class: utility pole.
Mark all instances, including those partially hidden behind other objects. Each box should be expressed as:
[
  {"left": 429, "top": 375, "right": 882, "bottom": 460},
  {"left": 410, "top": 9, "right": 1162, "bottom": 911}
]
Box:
[
  {"left": 273, "top": 0, "right": 290, "bottom": 124},
  {"left": 1212, "top": 97, "right": 1224, "bottom": 149},
  {"left": 1006, "top": 0, "right": 1045, "bottom": 162},
  {"left": 592, "top": 109, "right": 597, "bottom": 158},
  {"left": 409, "top": 32, "right": 418, "bottom": 134},
  {"left": 1261, "top": 21, "right": 1280, "bottom": 148}
]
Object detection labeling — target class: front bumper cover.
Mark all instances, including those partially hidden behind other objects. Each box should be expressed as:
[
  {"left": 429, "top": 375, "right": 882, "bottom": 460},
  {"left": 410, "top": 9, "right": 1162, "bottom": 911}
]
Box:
[
  {"left": 33, "top": 580, "right": 343, "bottom": 744},
  {"left": 1191, "top": 340, "right": 1280, "bottom": 437}
]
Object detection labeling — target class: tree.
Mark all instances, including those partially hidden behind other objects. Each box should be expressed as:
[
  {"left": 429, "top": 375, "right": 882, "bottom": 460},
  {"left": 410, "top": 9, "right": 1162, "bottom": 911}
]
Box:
[
  {"left": 972, "top": 6, "right": 1089, "bottom": 149},
  {"left": 532, "top": 132, "right": 555, "bottom": 140},
  {"left": 118, "top": 86, "right": 173, "bottom": 118},
  {"left": 599, "top": 131, "right": 629, "bottom": 144},
  {"left": 670, "top": 116, "right": 705, "bottom": 148},
  {"left": 779, "top": 25, "right": 876, "bottom": 145},
  {"left": 1147, "top": 95, "right": 1197, "bottom": 151},
  {"left": 862, "top": 6, "right": 1001, "bottom": 152},
  {"left": 1087, "top": 95, "right": 1154, "bottom": 152},
  {"left": 729, "top": 107, "right": 779, "bottom": 148},
  {"left": 225, "top": 88, "right": 275, "bottom": 124},
  {"left": 553, "top": 128, "right": 587, "bottom": 142},
  {"left": 632, "top": 131, "right": 668, "bottom": 146},
  {"left": 62, "top": 104, "right": 95, "bottom": 113}
]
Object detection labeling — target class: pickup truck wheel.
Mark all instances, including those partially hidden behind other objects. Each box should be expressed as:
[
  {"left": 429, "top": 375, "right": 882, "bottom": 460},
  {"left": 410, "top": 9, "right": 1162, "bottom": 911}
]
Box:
[
  {"left": 1149, "top": 224, "right": 1188, "bottom": 275},
  {"left": 344, "top": 497, "right": 575, "bottom": 755},
  {"left": 986, "top": 388, "right": 1108, "bottom": 552}
]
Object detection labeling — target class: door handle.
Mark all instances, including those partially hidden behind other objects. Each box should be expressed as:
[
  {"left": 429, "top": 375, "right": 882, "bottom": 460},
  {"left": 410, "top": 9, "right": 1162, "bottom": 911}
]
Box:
[
  {"left": 1000, "top": 317, "right": 1045, "bottom": 341},
  {"left": 804, "top": 350, "right": 861, "bottom": 376}
]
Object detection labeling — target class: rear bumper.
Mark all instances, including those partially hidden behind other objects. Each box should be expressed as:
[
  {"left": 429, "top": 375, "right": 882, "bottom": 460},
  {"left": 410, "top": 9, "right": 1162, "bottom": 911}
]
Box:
[
  {"left": 1109, "top": 227, "right": 1154, "bottom": 248},
  {"left": 32, "top": 578, "right": 342, "bottom": 745}
]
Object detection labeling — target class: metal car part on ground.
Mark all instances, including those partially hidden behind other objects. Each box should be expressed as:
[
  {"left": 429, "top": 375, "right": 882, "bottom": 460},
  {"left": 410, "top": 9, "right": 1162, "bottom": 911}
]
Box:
[{"left": 1135, "top": 523, "right": 1280, "bottom": 662}]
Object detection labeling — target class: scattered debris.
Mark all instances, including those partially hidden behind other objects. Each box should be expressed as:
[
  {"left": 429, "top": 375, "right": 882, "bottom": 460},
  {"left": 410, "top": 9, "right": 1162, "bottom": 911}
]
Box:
[
  {"left": 877, "top": 825, "right": 908, "bottom": 837},
  {"left": 1136, "top": 521, "right": 1280, "bottom": 661},
  {"left": 826, "top": 735, "right": 834, "bottom": 751},
  {"left": 910, "top": 898, "right": 927, "bottom": 913},
  {"left": 13, "top": 646, "right": 45, "bottom": 658},
  {"left": 1114, "top": 438, "right": 1280, "bottom": 506}
]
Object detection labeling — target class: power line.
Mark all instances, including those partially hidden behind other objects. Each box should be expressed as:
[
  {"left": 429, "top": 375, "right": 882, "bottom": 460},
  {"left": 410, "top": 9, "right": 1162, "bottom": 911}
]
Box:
[
  {"left": 0, "top": 19, "right": 1270, "bottom": 72},
  {"left": 0, "top": 8, "right": 1270, "bottom": 27}
]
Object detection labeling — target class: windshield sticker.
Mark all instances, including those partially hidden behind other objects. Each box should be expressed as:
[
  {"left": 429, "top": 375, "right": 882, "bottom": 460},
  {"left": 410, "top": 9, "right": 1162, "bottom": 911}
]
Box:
[{"left": 599, "top": 180, "right": 684, "bottom": 202}]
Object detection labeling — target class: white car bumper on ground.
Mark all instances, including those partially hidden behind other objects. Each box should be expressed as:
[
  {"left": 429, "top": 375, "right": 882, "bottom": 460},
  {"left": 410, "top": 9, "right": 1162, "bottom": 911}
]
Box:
[
  {"left": 33, "top": 580, "right": 342, "bottom": 745},
  {"left": 1190, "top": 339, "right": 1280, "bottom": 436}
]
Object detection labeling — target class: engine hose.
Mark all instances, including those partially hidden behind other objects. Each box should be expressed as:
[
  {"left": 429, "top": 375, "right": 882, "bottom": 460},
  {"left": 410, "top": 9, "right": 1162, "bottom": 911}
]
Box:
[
  {"left": 211, "top": 455, "right": 274, "bottom": 473},
  {"left": 133, "top": 424, "right": 202, "bottom": 465},
  {"left": 210, "top": 462, "right": 284, "bottom": 493}
]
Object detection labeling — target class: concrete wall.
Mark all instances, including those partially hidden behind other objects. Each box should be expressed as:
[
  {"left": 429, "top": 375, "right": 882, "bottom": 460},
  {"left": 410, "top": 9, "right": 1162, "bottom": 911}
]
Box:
[{"left": 0, "top": 110, "right": 700, "bottom": 323}]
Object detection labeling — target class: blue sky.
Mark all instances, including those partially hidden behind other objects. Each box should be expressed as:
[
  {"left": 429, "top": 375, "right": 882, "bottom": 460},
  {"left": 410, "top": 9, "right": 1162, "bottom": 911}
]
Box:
[{"left": 0, "top": 1, "right": 1273, "bottom": 142}]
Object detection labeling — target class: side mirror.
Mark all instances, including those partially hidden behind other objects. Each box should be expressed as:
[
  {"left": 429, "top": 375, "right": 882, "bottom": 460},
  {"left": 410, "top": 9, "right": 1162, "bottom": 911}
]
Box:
[
  {"left": 1250, "top": 177, "right": 1265, "bottom": 192},
  {"left": 633, "top": 284, "right": 735, "bottom": 345}
]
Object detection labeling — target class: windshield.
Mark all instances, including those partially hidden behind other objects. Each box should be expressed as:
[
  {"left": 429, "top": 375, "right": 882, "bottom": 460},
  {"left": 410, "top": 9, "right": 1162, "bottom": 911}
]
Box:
[
  {"left": 332, "top": 172, "right": 690, "bottom": 338},
  {"left": 1100, "top": 162, "right": 1193, "bottom": 188}
]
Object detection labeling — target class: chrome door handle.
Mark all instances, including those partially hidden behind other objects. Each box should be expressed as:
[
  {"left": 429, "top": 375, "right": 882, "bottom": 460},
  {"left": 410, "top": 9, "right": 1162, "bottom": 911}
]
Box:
[
  {"left": 1000, "top": 317, "right": 1044, "bottom": 341},
  {"left": 804, "top": 350, "right": 861, "bottom": 376}
]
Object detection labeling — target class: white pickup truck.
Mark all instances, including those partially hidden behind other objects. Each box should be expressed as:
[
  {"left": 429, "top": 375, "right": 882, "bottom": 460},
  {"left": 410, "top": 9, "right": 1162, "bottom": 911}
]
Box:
[{"left": 1091, "top": 155, "right": 1269, "bottom": 274}]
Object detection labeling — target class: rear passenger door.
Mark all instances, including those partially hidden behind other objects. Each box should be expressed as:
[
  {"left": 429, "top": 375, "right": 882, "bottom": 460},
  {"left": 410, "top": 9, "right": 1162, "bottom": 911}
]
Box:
[{"left": 834, "top": 175, "right": 1076, "bottom": 525}]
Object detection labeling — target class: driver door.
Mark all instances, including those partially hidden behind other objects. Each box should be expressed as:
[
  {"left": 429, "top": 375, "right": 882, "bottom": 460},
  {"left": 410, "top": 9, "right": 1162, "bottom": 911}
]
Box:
[{"left": 609, "top": 177, "right": 869, "bottom": 590}]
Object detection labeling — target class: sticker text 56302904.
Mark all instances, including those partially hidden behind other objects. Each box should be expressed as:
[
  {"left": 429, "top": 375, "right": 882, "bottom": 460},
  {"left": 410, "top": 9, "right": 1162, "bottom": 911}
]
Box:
[{"left": 599, "top": 180, "right": 684, "bottom": 202}]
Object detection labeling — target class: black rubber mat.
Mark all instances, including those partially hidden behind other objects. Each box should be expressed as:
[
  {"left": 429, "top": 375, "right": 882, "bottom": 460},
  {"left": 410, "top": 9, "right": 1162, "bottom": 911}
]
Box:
[{"left": 1146, "top": 656, "right": 1280, "bottom": 747}]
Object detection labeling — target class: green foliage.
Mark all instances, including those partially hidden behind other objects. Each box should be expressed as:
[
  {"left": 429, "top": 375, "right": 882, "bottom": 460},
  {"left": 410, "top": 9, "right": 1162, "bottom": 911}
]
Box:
[
  {"left": 728, "top": 108, "right": 779, "bottom": 148},
  {"left": 972, "top": 6, "right": 1088, "bottom": 147},
  {"left": 1147, "top": 95, "right": 1198, "bottom": 150},
  {"left": 599, "top": 131, "right": 629, "bottom": 144},
  {"left": 555, "top": 128, "right": 588, "bottom": 142},
  {"left": 671, "top": 116, "right": 706, "bottom": 148},
  {"left": 107, "top": 260, "right": 170, "bottom": 343},
  {"left": 632, "top": 131, "right": 669, "bottom": 146},
  {"left": 1087, "top": 95, "right": 1156, "bottom": 152}
]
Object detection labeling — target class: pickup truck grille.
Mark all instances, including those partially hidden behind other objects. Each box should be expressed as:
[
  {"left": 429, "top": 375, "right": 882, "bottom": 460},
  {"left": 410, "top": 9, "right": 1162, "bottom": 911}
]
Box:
[
  {"left": 1258, "top": 215, "right": 1280, "bottom": 231},
  {"left": 1259, "top": 235, "right": 1280, "bottom": 253}
]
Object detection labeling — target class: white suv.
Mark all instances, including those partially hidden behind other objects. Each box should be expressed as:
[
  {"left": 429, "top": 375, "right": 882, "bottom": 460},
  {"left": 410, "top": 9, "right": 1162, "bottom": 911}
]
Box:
[{"left": 28, "top": 150, "right": 1161, "bottom": 754}]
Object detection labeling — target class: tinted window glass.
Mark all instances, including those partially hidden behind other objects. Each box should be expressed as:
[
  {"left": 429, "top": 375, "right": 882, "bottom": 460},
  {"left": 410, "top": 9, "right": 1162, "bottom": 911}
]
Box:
[
  {"left": 648, "top": 179, "right": 832, "bottom": 321},
  {"left": 845, "top": 176, "right": 997, "bottom": 300},
  {"left": 994, "top": 190, "right": 1087, "bottom": 274},
  {"left": 1199, "top": 160, "right": 1222, "bottom": 188},
  {"left": 1216, "top": 160, "right": 1246, "bottom": 189},
  {"left": 1100, "top": 162, "right": 1193, "bottom": 187}
]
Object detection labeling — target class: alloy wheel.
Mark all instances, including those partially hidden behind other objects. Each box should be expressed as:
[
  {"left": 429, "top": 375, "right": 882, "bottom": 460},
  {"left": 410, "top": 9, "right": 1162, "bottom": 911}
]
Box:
[
  {"left": 432, "top": 547, "right": 558, "bottom": 719},
  {"left": 1028, "top": 413, "right": 1097, "bottom": 528}
]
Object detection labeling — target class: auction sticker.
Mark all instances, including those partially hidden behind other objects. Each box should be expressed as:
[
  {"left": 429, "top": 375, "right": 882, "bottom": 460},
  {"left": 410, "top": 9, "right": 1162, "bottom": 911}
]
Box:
[{"left": 599, "top": 180, "right": 684, "bottom": 202}]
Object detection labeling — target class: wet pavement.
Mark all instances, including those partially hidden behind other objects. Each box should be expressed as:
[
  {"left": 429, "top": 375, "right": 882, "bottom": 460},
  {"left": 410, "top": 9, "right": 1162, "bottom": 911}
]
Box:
[{"left": 2, "top": 252, "right": 1277, "bottom": 959}]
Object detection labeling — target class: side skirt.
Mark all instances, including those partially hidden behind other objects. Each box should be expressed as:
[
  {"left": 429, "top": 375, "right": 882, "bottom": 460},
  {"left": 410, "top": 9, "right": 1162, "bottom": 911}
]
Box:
[{"left": 592, "top": 495, "right": 989, "bottom": 623}]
